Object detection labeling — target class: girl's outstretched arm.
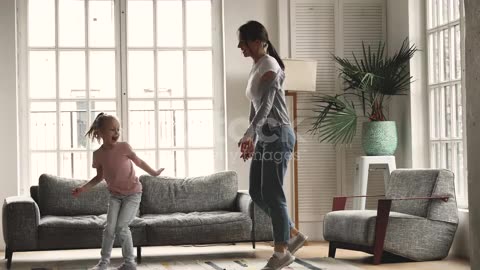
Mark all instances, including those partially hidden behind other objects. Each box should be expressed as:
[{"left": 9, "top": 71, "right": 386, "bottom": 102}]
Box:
[
  {"left": 134, "top": 158, "right": 164, "bottom": 177},
  {"left": 125, "top": 142, "right": 164, "bottom": 176},
  {"left": 72, "top": 166, "right": 104, "bottom": 197}
]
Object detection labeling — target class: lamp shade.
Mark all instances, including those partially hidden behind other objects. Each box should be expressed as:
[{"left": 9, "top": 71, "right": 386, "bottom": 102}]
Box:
[{"left": 282, "top": 59, "right": 317, "bottom": 92}]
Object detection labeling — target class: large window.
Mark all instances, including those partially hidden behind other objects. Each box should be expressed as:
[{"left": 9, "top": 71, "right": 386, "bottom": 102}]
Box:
[
  {"left": 427, "top": 0, "right": 467, "bottom": 207},
  {"left": 18, "top": 0, "right": 224, "bottom": 193}
]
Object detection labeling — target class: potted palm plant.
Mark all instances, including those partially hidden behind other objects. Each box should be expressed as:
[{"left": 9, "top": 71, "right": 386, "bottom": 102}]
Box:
[{"left": 309, "top": 39, "right": 417, "bottom": 155}]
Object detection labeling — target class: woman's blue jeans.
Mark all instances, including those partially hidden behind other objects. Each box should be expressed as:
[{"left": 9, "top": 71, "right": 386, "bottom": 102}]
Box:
[{"left": 249, "top": 125, "right": 295, "bottom": 244}]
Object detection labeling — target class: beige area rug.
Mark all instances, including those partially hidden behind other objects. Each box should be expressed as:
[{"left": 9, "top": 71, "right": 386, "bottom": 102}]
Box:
[
  {"left": 139, "top": 257, "right": 361, "bottom": 270},
  {"left": 18, "top": 257, "right": 360, "bottom": 270},
  {"left": 6, "top": 244, "right": 360, "bottom": 270}
]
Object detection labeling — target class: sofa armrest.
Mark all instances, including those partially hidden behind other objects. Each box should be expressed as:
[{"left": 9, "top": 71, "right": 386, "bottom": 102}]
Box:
[
  {"left": 3, "top": 196, "right": 40, "bottom": 250},
  {"left": 235, "top": 191, "right": 273, "bottom": 241},
  {"left": 331, "top": 195, "right": 450, "bottom": 211},
  {"left": 236, "top": 191, "right": 252, "bottom": 215}
]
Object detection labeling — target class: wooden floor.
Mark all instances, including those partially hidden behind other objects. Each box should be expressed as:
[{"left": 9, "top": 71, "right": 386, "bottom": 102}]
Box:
[{"left": 0, "top": 241, "right": 470, "bottom": 270}]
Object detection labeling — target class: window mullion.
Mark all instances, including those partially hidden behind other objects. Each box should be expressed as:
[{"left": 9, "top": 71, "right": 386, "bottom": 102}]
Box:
[
  {"left": 447, "top": 0, "right": 457, "bottom": 142},
  {"left": 182, "top": 0, "right": 189, "bottom": 176},
  {"left": 55, "top": 0, "right": 61, "bottom": 177},
  {"left": 119, "top": 0, "right": 129, "bottom": 142},
  {"left": 85, "top": 0, "right": 91, "bottom": 178},
  {"left": 459, "top": 0, "right": 468, "bottom": 207},
  {"left": 211, "top": 0, "right": 224, "bottom": 172},
  {"left": 153, "top": 0, "right": 159, "bottom": 171},
  {"left": 18, "top": 0, "right": 30, "bottom": 194}
]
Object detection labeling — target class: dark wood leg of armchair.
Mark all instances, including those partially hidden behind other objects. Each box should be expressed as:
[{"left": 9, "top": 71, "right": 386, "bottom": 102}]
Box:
[
  {"left": 5, "top": 247, "right": 12, "bottom": 269},
  {"left": 328, "top": 242, "right": 336, "bottom": 258},
  {"left": 373, "top": 199, "right": 392, "bottom": 265},
  {"left": 136, "top": 246, "right": 142, "bottom": 264}
]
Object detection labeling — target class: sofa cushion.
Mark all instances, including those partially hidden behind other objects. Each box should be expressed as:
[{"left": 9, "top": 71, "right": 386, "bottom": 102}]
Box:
[
  {"left": 142, "top": 211, "right": 252, "bottom": 245},
  {"left": 38, "top": 215, "right": 146, "bottom": 249},
  {"left": 38, "top": 174, "right": 110, "bottom": 216},
  {"left": 39, "top": 214, "right": 145, "bottom": 228},
  {"left": 140, "top": 171, "right": 238, "bottom": 214}
]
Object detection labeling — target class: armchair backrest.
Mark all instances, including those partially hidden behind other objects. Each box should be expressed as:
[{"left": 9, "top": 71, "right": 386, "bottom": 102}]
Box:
[{"left": 386, "top": 169, "right": 458, "bottom": 224}]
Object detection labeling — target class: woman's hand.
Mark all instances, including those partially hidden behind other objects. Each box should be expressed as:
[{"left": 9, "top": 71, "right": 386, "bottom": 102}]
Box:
[
  {"left": 152, "top": 168, "right": 165, "bottom": 177},
  {"left": 238, "top": 135, "right": 254, "bottom": 161},
  {"left": 71, "top": 186, "right": 85, "bottom": 197}
]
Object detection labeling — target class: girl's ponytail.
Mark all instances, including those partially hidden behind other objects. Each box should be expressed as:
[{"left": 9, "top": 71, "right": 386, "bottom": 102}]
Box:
[
  {"left": 266, "top": 40, "right": 285, "bottom": 70},
  {"left": 85, "top": 112, "right": 106, "bottom": 142}
]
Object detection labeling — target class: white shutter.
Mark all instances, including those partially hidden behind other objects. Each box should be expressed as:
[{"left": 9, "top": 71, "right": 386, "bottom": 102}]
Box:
[
  {"left": 290, "top": 0, "right": 386, "bottom": 238},
  {"left": 291, "top": 0, "right": 338, "bottom": 224}
]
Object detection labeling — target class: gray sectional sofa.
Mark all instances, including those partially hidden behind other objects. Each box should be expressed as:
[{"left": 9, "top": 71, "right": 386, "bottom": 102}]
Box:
[{"left": 2, "top": 171, "right": 273, "bottom": 268}]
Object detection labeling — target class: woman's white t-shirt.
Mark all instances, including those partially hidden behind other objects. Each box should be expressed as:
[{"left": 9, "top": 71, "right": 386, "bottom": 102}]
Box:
[
  {"left": 246, "top": 55, "right": 281, "bottom": 102},
  {"left": 244, "top": 54, "right": 291, "bottom": 137}
]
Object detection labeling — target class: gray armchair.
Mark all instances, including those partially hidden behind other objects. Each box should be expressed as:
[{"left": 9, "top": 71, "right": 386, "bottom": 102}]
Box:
[{"left": 323, "top": 169, "right": 459, "bottom": 264}]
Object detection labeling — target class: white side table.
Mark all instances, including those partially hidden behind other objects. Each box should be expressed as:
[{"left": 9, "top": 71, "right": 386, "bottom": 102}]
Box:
[{"left": 352, "top": 156, "right": 396, "bottom": 210}]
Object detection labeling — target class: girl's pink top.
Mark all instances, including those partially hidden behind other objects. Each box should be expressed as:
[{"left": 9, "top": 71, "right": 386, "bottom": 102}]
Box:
[{"left": 92, "top": 142, "right": 142, "bottom": 195}]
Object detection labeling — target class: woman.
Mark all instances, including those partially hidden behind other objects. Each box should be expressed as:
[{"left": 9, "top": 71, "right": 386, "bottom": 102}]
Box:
[{"left": 237, "top": 20, "right": 308, "bottom": 270}]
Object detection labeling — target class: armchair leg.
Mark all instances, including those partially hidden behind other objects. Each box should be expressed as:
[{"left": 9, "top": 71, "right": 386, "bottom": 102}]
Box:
[
  {"left": 373, "top": 250, "right": 383, "bottom": 265},
  {"left": 136, "top": 246, "right": 142, "bottom": 264},
  {"left": 372, "top": 199, "right": 392, "bottom": 265},
  {"left": 328, "top": 242, "right": 336, "bottom": 258},
  {"left": 5, "top": 247, "right": 12, "bottom": 269}
]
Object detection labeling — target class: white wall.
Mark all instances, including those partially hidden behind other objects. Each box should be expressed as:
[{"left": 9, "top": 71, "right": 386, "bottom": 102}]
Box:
[
  {"left": 387, "top": 0, "right": 410, "bottom": 169},
  {"left": 223, "top": 0, "right": 279, "bottom": 190},
  {"left": 0, "top": 0, "right": 20, "bottom": 250},
  {"left": 390, "top": 0, "right": 430, "bottom": 169},
  {"left": 407, "top": 0, "right": 430, "bottom": 169}
]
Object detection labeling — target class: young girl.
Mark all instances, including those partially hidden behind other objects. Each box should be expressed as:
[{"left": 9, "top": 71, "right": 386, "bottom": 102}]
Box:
[
  {"left": 72, "top": 113, "right": 164, "bottom": 270},
  {"left": 237, "top": 20, "right": 308, "bottom": 270}
]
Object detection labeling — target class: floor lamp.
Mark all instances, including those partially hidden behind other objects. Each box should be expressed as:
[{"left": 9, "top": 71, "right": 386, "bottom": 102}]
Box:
[{"left": 282, "top": 59, "right": 317, "bottom": 229}]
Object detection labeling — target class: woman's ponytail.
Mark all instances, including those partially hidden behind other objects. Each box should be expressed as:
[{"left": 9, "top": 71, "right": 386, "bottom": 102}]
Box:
[{"left": 266, "top": 40, "right": 285, "bottom": 70}]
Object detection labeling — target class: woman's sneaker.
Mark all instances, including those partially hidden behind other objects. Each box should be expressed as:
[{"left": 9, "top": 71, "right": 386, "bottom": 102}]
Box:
[
  {"left": 89, "top": 260, "right": 109, "bottom": 270},
  {"left": 116, "top": 262, "right": 137, "bottom": 270},
  {"left": 261, "top": 251, "right": 295, "bottom": 270},
  {"left": 288, "top": 232, "right": 308, "bottom": 254}
]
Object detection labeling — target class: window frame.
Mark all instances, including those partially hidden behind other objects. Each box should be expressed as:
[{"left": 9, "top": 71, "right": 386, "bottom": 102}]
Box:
[
  {"left": 426, "top": 0, "right": 468, "bottom": 208},
  {"left": 17, "top": 0, "right": 225, "bottom": 195}
]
